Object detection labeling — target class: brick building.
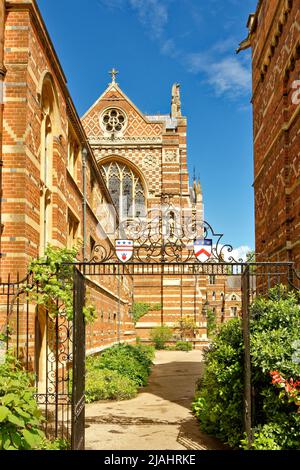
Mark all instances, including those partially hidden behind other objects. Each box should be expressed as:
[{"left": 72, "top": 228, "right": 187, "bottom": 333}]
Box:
[
  {"left": 238, "top": 0, "right": 300, "bottom": 267},
  {"left": 0, "top": 0, "right": 242, "bottom": 361},
  {"left": 0, "top": 0, "right": 136, "bottom": 367},
  {"left": 82, "top": 75, "right": 242, "bottom": 344}
]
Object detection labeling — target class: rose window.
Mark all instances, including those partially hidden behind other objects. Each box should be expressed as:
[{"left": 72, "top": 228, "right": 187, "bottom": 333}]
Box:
[{"left": 101, "top": 109, "right": 126, "bottom": 133}]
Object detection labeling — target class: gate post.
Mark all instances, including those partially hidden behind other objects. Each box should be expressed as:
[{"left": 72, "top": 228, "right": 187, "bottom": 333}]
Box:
[
  {"left": 242, "top": 266, "right": 253, "bottom": 447},
  {"left": 71, "top": 267, "right": 86, "bottom": 450}
]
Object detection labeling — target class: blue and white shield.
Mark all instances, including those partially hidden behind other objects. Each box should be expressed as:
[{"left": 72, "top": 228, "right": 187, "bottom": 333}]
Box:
[
  {"left": 194, "top": 239, "right": 212, "bottom": 262},
  {"left": 116, "top": 240, "right": 134, "bottom": 263}
]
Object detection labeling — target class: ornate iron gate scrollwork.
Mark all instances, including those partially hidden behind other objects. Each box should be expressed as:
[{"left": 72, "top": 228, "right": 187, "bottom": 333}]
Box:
[{"left": 89, "top": 216, "right": 245, "bottom": 264}]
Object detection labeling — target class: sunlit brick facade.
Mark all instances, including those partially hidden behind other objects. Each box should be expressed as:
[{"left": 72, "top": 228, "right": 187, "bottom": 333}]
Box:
[
  {"left": 239, "top": 0, "right": 300, "bottom": 267},
  {"left": 0, "top": 0, "right": 136, "bottom": 355},
  {"left": 82, "top": 79, "right": 242, "bottom": 345}
]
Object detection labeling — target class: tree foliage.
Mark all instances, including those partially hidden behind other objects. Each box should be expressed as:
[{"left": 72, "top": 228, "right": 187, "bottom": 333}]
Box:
[
  {"left": 0, "top": 355, "right": 45, "bottom": 450},
  {"left": 176, "top": 317, "right": 199, "bottom": 340},
  {"left": 193, "top": 285, "right": 300, "bottom": 450}
]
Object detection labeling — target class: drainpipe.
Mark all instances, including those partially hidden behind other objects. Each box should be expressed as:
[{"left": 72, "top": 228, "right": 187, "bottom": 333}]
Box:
[
  {"left": 81, "top": 146, "right": 88, "bottom": 263},
  {"left": 0, "top": 0, "right": 6, "bottom": 275}
]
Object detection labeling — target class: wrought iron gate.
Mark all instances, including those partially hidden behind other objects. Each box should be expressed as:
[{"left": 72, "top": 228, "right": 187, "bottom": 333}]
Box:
[
  {"left": 241, "top": 266, "right": 252, "bottom": 445},
  {"left": 71, "top": 267, "right": 86, "bottom": 450},
  {"left": 0, "top": 267, "right": 86, "bottom": 450}
]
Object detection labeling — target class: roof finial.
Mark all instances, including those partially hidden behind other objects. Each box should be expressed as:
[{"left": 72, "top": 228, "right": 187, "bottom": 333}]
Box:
[
  {"left": 109, "top": 68, "right": 119, "bottom": 84},
  {"left": 171, "top": 83, "right": 182, "bottom": 118}
]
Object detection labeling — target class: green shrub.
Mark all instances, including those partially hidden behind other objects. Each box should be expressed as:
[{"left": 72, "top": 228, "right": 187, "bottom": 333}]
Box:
[
  {"left": 150, "top": 326, "right": 173, "bottom": 350},
  {"left": 85, "top": 368, "right": 137, "bottom": 402},
  {"left": 206, "top": 309, "right": 217, "bottom": 338},
  {"left": 26, "top": 245, "right": 96, "bottom": 323},
  {"left": 175, "top": 341, "right": 193, "bottom": 351},
  {"left": 241, "top": 414, "right": 300, "bottom": 450},
  {"left": 0, "top": 355, "right": 45, "bottom": 450},
  {"left": 192, "top": 318, "right": 244, "bottom": 448},
  {"left": 41, "top": 438, "right": 70, "bottom": 450},
  {"left": 193, "top": 285, "right": 300, "bottom": 450},
  {"left": 87, "top": 343, "right": 153, "bottom": 388},
  {"left": 176, "top": 317, "right": 199, "bottom": 340},
  {"left": 134, "top": 342, "right": 155, "bottom": 362}
]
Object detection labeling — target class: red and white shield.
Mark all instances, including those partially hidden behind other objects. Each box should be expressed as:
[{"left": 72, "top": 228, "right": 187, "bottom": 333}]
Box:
[
  {"left": 116, "top": 240, "right": 134, "bottom": 263},
  {"left": 194, "top": 239, "right": 212, "bottom": 262}
]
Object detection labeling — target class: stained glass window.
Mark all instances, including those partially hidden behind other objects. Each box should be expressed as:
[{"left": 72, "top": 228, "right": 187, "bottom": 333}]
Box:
[{"left": 101, "top": 161, "right": 146, "bottom": 219}]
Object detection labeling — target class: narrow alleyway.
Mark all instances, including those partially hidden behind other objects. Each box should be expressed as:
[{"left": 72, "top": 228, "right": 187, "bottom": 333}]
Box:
[{"left": 85, "top": 350, "right": 227, "bottom": 450}]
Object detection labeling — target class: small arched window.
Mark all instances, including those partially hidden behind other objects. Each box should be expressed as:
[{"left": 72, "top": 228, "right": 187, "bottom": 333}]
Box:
[
  {"left": 40, "top": 79, "right": 56, "bottom": 255},
  {"left": 101, "top": 161, "right": 146, "bottom": 219}
]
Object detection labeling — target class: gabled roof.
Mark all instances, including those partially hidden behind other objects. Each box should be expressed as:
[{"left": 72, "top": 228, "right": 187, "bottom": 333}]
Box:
[{"left": 81, "top": 81, "right": 166, "bottom": 125}]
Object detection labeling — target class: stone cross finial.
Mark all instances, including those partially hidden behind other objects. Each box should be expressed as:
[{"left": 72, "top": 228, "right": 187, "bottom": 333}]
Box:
[{"left": 109, "top": 68, "right": 119, "bottom": 84}]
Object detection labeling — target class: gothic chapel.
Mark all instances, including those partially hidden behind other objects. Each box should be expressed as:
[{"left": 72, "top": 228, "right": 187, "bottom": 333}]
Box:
[{"left": 82, "top": 71, "right": 235, "bottom": 343}]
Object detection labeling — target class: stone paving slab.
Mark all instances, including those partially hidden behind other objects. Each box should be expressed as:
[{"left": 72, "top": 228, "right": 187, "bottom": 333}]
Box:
[{"left": 85, "top": 350, "right": 227, "bottom": 450}]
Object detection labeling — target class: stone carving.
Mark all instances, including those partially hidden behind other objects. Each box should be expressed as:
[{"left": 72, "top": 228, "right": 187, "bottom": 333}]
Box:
[
  {"left": 142, "top": 154, "right": 158, "bottom": 168},
  {"left": 163, "top": 149, "right": 179, "bottom": 163},
  {"left": 88, "top": 136, "right": 162, "bottom": 145},
  {"left": 171, "top": 83, "right": 182, "bottom": 118}
]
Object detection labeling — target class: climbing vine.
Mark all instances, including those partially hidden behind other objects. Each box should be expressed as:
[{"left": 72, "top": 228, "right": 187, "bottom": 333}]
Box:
[
  {"left": 24, "top": 245, "right": 96, "bottom": 323},
  {"left": 132, "top": 302, "right": 161, "bottom": 325}
]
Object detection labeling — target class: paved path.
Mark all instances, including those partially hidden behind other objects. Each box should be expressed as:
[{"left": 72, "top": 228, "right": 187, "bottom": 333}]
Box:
[{"left": 85, "top": 350, "right": 226, "bottom": 450}]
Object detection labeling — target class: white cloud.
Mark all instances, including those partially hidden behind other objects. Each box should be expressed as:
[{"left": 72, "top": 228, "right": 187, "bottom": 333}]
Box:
[
  {"left": 161, "top": 38, "right": 178, "bottom": 58},
  {"left": 99, "top": 0, "right": 124, "bottom": 9},
  {"left": 186, "top": 53, "right": 252, "bottom": 98},
  {"left": 129, "top": 0, "right": 168, "bottom": 39},
  {"left": 99, "top": 0, "right": 168, "bottom": 39},
  {"left": 98, "top": 0, "right": 252, "bottom": 100},
  {"left": 227, "top": 245, "right": 253, "bottom": 262}
]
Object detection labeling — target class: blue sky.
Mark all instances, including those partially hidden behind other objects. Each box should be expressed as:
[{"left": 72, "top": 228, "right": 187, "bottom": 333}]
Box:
[{"left": 37, "top": 0, "right": 257, "bottom": 257}]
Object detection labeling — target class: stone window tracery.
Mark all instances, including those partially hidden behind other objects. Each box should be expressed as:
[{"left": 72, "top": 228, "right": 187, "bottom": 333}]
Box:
[
  {"left": 101, "top": 161, "right": 146, "bottom": 219},
  {"left": 101, "top": 108, "right": 127, "bottom": 134}
]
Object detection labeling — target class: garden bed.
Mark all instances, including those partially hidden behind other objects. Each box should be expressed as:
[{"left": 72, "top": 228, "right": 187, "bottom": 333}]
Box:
[{"left": 85, "top": 343, "right": 155, "bottom": 403}]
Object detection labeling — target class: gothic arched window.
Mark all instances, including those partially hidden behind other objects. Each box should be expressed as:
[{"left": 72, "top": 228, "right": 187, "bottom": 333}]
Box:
[{"left": 101, "top": 161, "right": 146, "bottom": 219}]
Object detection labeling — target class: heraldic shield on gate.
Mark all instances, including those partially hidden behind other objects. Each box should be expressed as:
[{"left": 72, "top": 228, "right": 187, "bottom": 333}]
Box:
[
  {"left": 194, "top": 239, "right": 212, "bottom": 262},
  {"left": 116, "top": 240, "right": 134, "bottom": 263}
]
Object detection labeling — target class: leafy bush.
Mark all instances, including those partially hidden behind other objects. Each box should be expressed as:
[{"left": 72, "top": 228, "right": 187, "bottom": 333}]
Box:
[
  {"left": 175, "top": 341, "right": 193, "bottom": 352},
  {"left": 134, "top": 342, "right": 155, "bottom": 362},
  {"left": 193, "top": 285, "right": 300, "bottom": 450},
  {"left": 0, "top": 355, "right": 45, "bottom": 450},
  {"left": 176, "top": 317, "right": 199, "bottom": 340},
  {"left": 192, "top": 319, "right": 244, "bottom": 448},
  {"left": 86, "top": 343, "right": 154, "bottom": 401},
  {"left": 150, "top": 326, "right": 173, "bottom": 350},
  {"left": 41, "top": 438, "right": 70, "bottom": 450},
  {"left": 206, "top": 309, "right": 217, "bottom": 338},
  {"left": 85, "top": 368, "right": 137, "bottom": 402}
]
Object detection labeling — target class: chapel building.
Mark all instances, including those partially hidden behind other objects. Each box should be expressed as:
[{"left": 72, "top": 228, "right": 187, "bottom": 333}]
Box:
[{"left": 82, "top": 75, "right": 242, "bottom": 343}]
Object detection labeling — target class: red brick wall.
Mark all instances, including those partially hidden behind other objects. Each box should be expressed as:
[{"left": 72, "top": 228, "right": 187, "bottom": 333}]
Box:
[
  {"left": 0, "top": 1, "right": 136, "bottom": 352},
  {"left": 250, "top": 0, "right": 300, "bottom": 267}
]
